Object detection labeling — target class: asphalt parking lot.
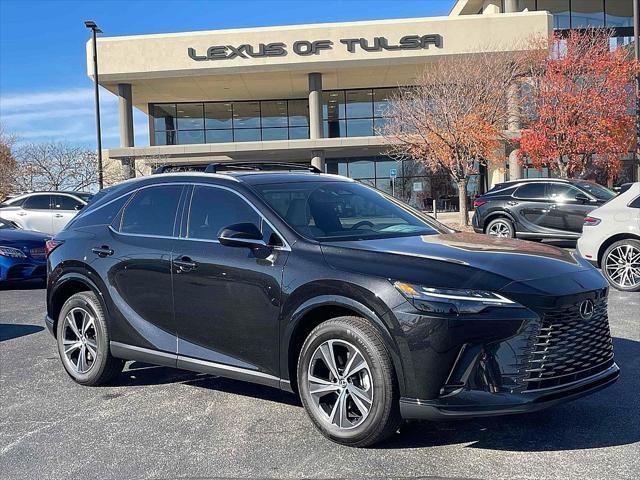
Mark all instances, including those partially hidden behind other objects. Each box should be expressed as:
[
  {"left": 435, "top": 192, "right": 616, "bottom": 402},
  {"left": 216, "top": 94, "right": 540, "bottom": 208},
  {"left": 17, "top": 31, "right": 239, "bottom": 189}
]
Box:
[{"left": 0, "top": 283, "right": 638, "bottom": 480}]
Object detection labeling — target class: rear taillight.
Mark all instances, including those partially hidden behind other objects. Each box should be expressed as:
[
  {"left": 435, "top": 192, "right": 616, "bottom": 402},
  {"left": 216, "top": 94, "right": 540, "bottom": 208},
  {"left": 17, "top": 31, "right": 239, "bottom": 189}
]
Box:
[
  {"left": 45, "top": 239, "right": 64, "bottom": 257},
  {"left": 473, "top": 199, "right": 486, "bottom": 208},
  {"left": 583, "top": 216, "right": 601, "bottom": 226}
]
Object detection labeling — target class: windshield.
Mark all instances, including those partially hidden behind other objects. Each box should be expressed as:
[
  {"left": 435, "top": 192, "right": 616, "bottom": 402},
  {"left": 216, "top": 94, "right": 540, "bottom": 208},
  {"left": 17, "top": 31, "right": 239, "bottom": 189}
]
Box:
[
  {"left": 253, "top": 181, "right": 448, "bottom": 242},
  {"left": 0, "top": 218, "right": 15, "bottom": 229},
  {"left": 73, "top": 192, "right": 94, "bottom": 203},
  {"left": 576, "top": 182, "right": 615, "bottom": 201}
]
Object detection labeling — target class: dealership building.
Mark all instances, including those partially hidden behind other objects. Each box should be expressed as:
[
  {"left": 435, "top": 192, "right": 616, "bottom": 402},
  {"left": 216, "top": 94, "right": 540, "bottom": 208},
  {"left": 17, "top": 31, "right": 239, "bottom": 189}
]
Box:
[{"left": 92, "top": 0, "right": 637, "bottom": 206}]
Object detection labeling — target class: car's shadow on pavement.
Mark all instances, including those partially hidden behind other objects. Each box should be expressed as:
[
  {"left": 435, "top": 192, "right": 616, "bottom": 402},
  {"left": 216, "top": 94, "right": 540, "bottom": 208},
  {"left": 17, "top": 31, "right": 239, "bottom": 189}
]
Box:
[
  {"left": 0, "top": 323, "right": 44, "bottom": 341},
  {"left": 376, "top": 336, "right": 639, "bottom": 452},
  {"left": 109, "top": 337, "right": 638, "bottom": 452},
  {"left": 0, "top": 280, "right": 46, "bottom": 291}
]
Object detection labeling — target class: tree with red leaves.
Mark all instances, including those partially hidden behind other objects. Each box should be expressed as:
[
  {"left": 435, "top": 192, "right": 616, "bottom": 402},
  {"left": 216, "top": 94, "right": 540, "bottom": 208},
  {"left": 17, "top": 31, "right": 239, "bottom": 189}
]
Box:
[{"left": 519, "top": 29, "right": 639, "bottom": 183}]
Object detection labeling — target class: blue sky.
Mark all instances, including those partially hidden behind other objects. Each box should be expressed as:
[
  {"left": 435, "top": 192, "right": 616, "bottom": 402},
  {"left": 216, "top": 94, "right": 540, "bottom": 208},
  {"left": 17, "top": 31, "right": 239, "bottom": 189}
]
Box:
[{"left": 0, "top": 0, "right": 453, "bottom": 149}]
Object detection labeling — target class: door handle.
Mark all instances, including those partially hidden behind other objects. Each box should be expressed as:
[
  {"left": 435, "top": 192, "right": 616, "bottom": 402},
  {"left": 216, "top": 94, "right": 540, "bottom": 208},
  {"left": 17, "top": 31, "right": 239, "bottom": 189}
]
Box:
[
  {"left": 92, "top": 246, "right": 114, "bottom": 257},
  {"left": 54, "top": 213, "right": 64, "bottom": 218},
  {"left": 506, "top": 201, "right": 518, "bottom": 206},
  {"left": 17, "top": 212, "right": 27, "bottom": 216},
  {"left": 174, "top": 256, "right": 198, "bottom": 272}
]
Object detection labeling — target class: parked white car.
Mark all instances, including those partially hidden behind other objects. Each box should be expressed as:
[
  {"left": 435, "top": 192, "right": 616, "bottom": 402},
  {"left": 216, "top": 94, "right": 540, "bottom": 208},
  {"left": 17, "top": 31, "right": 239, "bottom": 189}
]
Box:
[
  {"left": 0, "top": 191, "right": 93, "bottom": 235},
  {"left": 578, "top": 182, "right": 640, "bottom": 291}
]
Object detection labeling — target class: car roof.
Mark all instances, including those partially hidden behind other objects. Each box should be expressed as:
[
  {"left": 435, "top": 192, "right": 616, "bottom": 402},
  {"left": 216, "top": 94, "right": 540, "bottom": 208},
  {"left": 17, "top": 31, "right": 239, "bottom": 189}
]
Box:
[
  {"left": 499, "top": 178, "right": 581, "bottom": 185},
  {"left": 147, "top": 171, "right": 353, "bottom": 186}
]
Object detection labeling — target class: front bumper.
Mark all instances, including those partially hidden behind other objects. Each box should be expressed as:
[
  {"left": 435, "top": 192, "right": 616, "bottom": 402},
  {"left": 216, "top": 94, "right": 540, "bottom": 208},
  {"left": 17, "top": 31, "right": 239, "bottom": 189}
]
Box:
[
  {"left": 0, "top": 260, "right": 47, "bottom": 282},
  {"left": 400, "top": 363, "right": 619, "bottom": 420}
]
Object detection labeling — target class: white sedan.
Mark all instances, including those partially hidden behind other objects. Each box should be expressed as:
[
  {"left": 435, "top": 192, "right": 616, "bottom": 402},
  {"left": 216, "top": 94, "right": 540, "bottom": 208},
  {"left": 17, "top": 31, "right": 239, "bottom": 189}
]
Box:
[{"left": 578, "top": 182, "right": 640, "bottom": 291}]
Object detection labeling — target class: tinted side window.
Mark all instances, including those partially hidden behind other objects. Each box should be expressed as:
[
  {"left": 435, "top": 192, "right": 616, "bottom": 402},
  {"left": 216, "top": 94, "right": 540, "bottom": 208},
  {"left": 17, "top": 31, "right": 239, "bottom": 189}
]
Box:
[
  {"left": 120, "top": 186, "right": 182, "bottom": 236},
  {"left": 514, "top": 183, "right": 547, "bottom": 199},
  {"left": 187, "top": 186, "right": 261, "bottom": 241},
  {"left": 69, "top": 193, "right": 133, "bottom": 229},
  {"left": 52, "top": 195, "right": 84, "bottom": 211},
  {"left": 629, "top": 196, "right": 640, "bottom": 209},
  {"left": 548, "top": 184, "right": 583, "bottom": 202},
  {"left": 23, "top": 195, "right": 51, "bottom": 210}
]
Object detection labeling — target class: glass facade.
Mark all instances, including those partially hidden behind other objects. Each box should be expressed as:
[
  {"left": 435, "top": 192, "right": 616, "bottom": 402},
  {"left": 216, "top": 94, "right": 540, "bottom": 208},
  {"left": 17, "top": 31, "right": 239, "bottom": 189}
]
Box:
[
  {"left": 151, "top": 99, "right": 310, "bottom": 145},
  {"left": 326, "top": 156, "right": 480, "bottom": 209},
  {"left": 323, "top": 88, "right": 396, "bottom": 138},
  {"left": 151, "top": 87, "right": 398, "bottom": 145},
  {"left": 528, "top": 0, "right": 633, "bottom": 31}
]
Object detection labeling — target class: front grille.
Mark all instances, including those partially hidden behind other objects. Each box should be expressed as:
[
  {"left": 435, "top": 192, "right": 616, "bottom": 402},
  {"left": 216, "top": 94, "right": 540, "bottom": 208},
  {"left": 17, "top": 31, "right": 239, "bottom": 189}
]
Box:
[{"left": 522, "top": 297, "right": 614, "bottom": 392}]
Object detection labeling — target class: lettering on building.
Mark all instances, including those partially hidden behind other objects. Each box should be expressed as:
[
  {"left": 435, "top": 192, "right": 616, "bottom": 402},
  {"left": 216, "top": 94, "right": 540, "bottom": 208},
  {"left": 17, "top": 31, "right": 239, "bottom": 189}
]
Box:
[{"left": 188, "top": 34, "right": 443, "bottom": 61}]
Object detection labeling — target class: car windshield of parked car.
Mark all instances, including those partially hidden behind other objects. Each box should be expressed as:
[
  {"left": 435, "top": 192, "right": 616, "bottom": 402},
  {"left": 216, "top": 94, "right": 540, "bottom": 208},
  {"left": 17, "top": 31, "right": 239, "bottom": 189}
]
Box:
[
  {"left": 576, "top": 182, "right": 615, "bottom": 201},
  {"left": 254, "top": 181, "right": 445, "bottom": 242},
  {"left": 0, "top": 218, "right": 15, "bottom": 229}
]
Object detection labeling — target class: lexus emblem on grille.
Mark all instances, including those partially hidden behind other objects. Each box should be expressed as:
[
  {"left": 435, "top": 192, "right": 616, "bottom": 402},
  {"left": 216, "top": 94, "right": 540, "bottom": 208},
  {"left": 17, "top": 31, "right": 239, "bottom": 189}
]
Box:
[{"left": 579, "top": 299, "right": 595, "bottom": 320}]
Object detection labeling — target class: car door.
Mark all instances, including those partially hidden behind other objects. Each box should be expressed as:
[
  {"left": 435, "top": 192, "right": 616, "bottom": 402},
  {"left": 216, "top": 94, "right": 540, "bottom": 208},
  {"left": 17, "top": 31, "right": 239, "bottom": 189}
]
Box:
[
  {"left": 172, "top": 184, "right": 289, "bottom": 380},
  {"left": 509, "top": 183, "right": 551, "bottom": 231},
  {"left": 19, "top": 194, "right": 54, "bottom": 234},
  {"left": 547, "top": 183, "right": 595, "bottom": 233},
  {"left": 101, "top": 184, "right": 186, "bottom": 353},
  {"left": 51, "top": 194, "right": 85, "bottom": 233}
]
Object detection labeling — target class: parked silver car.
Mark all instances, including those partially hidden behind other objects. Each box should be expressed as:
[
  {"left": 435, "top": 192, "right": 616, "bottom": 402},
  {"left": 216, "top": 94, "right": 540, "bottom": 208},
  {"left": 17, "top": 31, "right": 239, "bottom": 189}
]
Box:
[{"left": 0, "top": 191, "right": 93, "bottom": 235}]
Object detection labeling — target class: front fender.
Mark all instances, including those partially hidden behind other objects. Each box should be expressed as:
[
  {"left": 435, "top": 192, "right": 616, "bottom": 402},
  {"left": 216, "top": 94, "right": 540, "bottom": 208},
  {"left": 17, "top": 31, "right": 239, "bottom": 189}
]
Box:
[{"left": 280, "top": 284, "right": 410, "bottom": 397}]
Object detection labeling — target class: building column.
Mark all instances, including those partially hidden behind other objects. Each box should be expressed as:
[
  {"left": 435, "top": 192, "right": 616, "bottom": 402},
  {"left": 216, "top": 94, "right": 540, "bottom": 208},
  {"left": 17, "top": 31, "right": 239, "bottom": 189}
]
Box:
[
  {"left": 503, "top": 0, "right": 519, "bottom": 13},
  {"left": 507, "top": 82, "right": 523, "bottom": 180},
  {"left": 118, "top": 83, "right": 135, "bottom": 179},
  {"left": 308, "top": 72, "right": 325, "bottom": 171}
]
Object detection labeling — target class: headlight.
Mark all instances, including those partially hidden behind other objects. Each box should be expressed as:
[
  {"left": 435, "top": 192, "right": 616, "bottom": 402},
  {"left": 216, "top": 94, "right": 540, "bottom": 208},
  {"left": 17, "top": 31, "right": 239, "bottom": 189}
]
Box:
[
  {"left": 0, "top": 246, "right": 27, "bottom": 259},
  {"left": 394, "top": 281, "right": 519, "bottom": 314}
]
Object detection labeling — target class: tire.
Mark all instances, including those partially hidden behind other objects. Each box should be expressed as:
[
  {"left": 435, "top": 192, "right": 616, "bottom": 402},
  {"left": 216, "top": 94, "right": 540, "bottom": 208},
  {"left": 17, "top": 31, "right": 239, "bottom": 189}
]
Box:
[
  {"left": 297, "top": 316, "right": 401, "bottom": 447},
  {"left": 486, "top": 217, "right": 515, "bottom": 238},
  {"left": 601, "top": 239, "right": 640, "bottom": 292},
  {"left": 56, "top": 291, "right": 124, "bottom": 385}
]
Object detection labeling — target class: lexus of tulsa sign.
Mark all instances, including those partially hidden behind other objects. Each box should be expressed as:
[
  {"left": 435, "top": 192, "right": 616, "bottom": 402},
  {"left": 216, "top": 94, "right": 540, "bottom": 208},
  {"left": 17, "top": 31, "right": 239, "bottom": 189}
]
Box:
[{"left": 188, "top": 34, "right": 443, "bottom": 61}]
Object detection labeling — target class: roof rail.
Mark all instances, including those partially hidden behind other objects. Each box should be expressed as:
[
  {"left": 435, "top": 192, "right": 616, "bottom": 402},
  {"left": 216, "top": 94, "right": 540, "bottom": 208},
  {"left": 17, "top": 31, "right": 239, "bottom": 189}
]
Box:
[{"left": 153, "top": 162, "right": 322, "bottom": 175}]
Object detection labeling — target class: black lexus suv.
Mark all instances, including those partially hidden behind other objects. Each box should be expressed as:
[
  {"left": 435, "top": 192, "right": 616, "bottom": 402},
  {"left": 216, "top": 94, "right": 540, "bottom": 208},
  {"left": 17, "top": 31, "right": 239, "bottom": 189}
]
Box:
[
  {"left": 45, "top": 164, "right": 618, "bottom": 447},
  {"left": 472, "top": 178, "right": 615, "bottom": 240}
]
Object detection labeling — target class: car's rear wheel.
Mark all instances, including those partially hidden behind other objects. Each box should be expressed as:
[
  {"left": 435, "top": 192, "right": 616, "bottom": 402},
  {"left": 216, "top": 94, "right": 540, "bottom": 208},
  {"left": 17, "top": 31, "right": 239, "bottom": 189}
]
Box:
[
  {"left": 56, "top": 291, "right": 124, "bottom": 385},
  {"left": 602, "top": 239, "right": 640, "bottom": 292},
  {"left": 297, "top": 316, "right": 401, "bottom": 447},
  {"left": 486, "top": 217, "right": 515, "bottom": 238}
]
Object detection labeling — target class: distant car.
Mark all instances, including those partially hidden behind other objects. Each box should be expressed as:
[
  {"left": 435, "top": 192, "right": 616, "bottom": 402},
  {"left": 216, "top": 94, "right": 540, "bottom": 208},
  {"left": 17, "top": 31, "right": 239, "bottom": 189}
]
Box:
[
  {"left": 0, "top": 217, "right": 49, "bottom": 283},
  {"left": 0, "top": 191, "right": 93, "bottom": 235},
  {"left": 472, "top": 178, "right": 615, "bottom": 240},
  {"left": 578, "top": 182, "right": 640, "bottom": 292}
]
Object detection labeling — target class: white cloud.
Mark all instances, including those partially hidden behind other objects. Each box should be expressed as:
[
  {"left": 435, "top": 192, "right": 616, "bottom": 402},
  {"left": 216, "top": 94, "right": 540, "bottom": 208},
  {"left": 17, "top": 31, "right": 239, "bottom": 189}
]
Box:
[{"left": 0, "top": 87, "right": 149, "bottom": 148}]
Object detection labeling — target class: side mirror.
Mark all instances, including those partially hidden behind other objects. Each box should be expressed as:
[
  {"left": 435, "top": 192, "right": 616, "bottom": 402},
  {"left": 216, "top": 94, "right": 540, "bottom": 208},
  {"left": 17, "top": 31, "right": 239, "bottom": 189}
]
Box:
[
  {"left": 218, "top": 222, "right": 268, "bottom": 250},
  {"left": 74, "top": 205, "right": 84, "bottom": 211},
  {"left": 575, "top": 193, "right": 590, "bottom": 204}
]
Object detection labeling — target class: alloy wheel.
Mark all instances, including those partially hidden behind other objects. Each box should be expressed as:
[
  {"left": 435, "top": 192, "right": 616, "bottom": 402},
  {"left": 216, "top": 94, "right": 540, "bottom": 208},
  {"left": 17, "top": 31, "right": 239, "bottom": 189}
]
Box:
[
  {"left": 488, "top": 221, "right": 511, "bottom": 238},
  {"left": 306, "top": 339, "right": 373, "bottom": 430},
  {"left": 62, "top": 307, "right": 98, "bottom": 374},
  {"left": 604, "top": 244, "right": 640, "bottom": 289}
]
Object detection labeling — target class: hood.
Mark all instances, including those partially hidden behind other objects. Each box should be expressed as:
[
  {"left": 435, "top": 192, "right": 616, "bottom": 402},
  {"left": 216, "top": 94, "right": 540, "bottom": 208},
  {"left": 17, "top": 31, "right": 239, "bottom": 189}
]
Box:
[
  {"left": 320, "top": 232, "right": 593, "bottom": 291},
  {"left": 0, "top": 228, "right": 50, "bottom": 247}
]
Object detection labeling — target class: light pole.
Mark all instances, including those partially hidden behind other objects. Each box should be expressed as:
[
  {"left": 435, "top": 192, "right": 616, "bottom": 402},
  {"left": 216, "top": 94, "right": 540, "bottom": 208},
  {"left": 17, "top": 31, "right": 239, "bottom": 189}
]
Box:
[{"left": 85, "top": 20, "right": 104, "bottom": 189}]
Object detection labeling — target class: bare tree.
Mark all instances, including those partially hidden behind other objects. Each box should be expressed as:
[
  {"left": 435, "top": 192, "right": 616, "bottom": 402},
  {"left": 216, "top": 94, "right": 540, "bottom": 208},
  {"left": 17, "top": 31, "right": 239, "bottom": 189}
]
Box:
[
  {"left": 13, "top": 142, "right": 99, "bottom": 192},
  {"left": 383, "top": 52, "right": 523, "bottom": 226},
  {"left": 0, "top": 124, "right": 18, "bottom": 201}
]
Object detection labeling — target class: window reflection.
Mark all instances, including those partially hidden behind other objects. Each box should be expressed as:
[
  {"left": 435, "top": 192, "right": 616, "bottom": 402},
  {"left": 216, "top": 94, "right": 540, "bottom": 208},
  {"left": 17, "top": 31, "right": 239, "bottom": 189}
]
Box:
[
  {"left": 233, "top": 102, "right": 261, "bottom": 129},
  {"left": 346, "top": 89, "right": 373, "bottom": 118},
  {"left": 261, "top": 100, "right": 288, "bottom": 128},
  {"left": 572, "top": 0, "right": 605, "bottom": 28},
  {"left": 605, "top": 0, "right": 633, "bottom": 27},
  {"left": 176, "top": 104, "right": 204, "bottom": 130},
  {"left": 537, "top": 0, "right": 570, "bottom": 29},
  {"left": 205, "top": 103, "right": 232, "bottom": 129}
]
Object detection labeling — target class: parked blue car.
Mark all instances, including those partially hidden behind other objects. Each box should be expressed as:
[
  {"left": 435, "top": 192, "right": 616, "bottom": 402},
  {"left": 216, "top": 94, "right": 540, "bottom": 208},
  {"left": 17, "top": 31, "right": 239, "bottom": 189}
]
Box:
[{"left": 0, "top": 217, "right": 49, "bottom": 283}]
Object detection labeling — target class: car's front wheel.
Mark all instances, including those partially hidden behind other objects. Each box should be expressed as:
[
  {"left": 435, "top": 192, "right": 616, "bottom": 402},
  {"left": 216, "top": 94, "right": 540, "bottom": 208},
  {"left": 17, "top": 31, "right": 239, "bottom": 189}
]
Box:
[
  {"left": 297, "top": 316, "right": 401, "bottom": 447},
  {"left": 602, "top": 239, "right": 640, "bottom": 292},
  {"left": 486, "top": 217, "right": 515, "bottom": 238},
  {"left": 56, "top": 291, "right": 124, "bottom": 385}
]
